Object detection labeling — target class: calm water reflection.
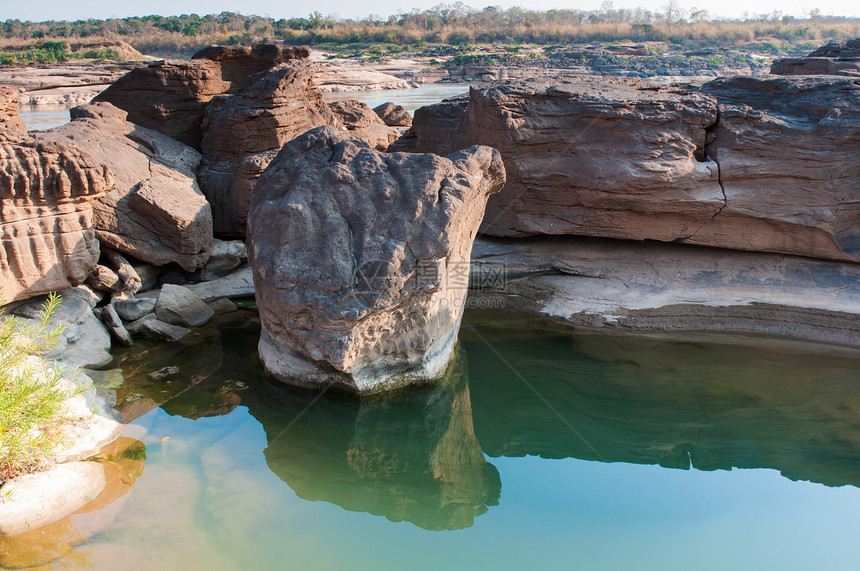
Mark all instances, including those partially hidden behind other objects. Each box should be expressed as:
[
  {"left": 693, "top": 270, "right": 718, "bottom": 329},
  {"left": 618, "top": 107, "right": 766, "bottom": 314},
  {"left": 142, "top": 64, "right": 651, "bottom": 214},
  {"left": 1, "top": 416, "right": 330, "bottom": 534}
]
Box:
[
  {"left": 463, "top": 315, "right": 860, "bottom": 487},
  {"left": 30, "top": 309, "right": 860, "bottom": 569}
]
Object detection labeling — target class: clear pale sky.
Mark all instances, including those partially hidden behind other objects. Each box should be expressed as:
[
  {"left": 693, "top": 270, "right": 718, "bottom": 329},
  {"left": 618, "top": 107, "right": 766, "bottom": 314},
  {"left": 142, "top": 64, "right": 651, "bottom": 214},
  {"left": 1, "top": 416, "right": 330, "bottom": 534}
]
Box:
[{"left": 5, "top": 0, "right": 860, "bottom": 23}]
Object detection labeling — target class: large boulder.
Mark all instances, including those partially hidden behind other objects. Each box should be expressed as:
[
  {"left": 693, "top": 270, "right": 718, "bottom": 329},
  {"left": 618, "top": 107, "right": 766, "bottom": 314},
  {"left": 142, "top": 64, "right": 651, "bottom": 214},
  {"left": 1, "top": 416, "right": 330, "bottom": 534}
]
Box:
[
  {"left": 397, "top": 75, "right": 860, "bottom": 262},
  {"left": 1, "top": 87, "right": 111, "bottom": 302},
  {"left": 771, "top": 39, "right": 860, "bottom": 76},
  {"left": 36, "top": 102, "right": 213, "bottom": 271},
  {"left": 394, "top": 77, "right": 724, "bottom": 242},
  {"left": 698, "top": 76, "right": 860, "bottom": 262},
  {"left": 199, "top": 63, "right": 339, "bottom": 237},
  {"left": 93, "top": 59, "right": 229, "bottom": 149},
  {"left": 248, "top": 127, "right": 505, "bottom": 393}
]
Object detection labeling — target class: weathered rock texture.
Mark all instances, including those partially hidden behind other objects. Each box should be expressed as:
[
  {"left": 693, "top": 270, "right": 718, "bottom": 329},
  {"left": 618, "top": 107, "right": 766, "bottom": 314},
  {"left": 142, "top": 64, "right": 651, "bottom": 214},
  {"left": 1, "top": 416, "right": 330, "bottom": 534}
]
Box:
[
  {"left": 395, "top": 78, "right": 724, "bottom": 241},
  {"left": 1, "top": 87, "right": 111, "bottom": 301},
  {"left": 191, "top": 44, "right": 310, "bottom": 88},
  {"left": 248, "top": 127, "right": 505, "bottom": 393},
  {"left": 36, "top": 102, "right": 213, "bottom": 271},
  {"left": 0, "top": 86, "right": 26, "bottom": 136},
  {"left": 93, "top": 59, "right": 229, "bottom": 149},
  {"left": 699, "top": 76, "right": 860, "bottom": 261},
  {"left": 397, "top": 75, "right": 860, "bottom": 262},
  {"left": 373, "top": 102, "right": 412, "bottom": 127},
  {"left": 199, "top": 64, "right": 339, "bottom": 236},
  {"left": 93, "top": 44, "right": 312, "bottom": 150},
  {"left": 328, "top": 100, "right": 397, "bottom": 151},
  {"left": 771, "top": 39, "right": 860, "bottom": 76},
  {"left": 469, "top": 235, "right": 860, "bottom": 347}
]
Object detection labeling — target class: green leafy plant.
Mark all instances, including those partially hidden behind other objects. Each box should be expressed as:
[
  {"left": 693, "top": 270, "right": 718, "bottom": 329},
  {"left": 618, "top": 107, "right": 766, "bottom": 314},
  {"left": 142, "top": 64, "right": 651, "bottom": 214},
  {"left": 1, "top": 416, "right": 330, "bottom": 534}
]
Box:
[{"left": 0, "top": 292, "right": 71, "bottom": 486}]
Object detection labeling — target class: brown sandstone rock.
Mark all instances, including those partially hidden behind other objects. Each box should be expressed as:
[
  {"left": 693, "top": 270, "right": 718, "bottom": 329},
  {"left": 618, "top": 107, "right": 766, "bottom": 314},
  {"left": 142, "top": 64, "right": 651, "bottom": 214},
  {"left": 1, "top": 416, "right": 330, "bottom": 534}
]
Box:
[
  {"left": 248, "top": 126, "right": 506, "bottom": 393},
  {"left": 1, "top": 88, "right": 111, "bottom": 302},
  {"left": 93, "top": 59, "right": 230, "bottom": 148},
  {"left": 696, "top": 75, "right": 860, "bottom": 261},
  {"left": 36, "top": 102, "right": 213, "bottom": 271},
  {"left": 0, "top": 86, "right": 26, "bottom": 137},
  {"left": 398, "top": 75, "right": 860, "bottom": 262},
  {"left": 93, "top": 44, "right": 312, "bottom": 150},
  {"left": 199, "top": 63, "right": 339, "bottom": 236},
  {"left": 395, "top": 77, "right": 723, "bottom": 242},
  {"left": 373, "top": 102, "right": 412, "bottom": 127},
  {"left": 86, "top": 264, "right": 121, "bottom": 292},
  {"left": 191, "top": 44, "right": 310, "bottom": 88},
  {"left": 328, "top": 100, "right": 397, "bottom": 151}
]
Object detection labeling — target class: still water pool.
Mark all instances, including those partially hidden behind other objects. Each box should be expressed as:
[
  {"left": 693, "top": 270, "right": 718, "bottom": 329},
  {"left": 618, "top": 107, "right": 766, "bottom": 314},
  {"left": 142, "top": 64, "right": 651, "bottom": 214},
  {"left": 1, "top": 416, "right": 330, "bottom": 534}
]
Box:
[{"left": 12, "top": 309, "right": 860, "bottom": 570}]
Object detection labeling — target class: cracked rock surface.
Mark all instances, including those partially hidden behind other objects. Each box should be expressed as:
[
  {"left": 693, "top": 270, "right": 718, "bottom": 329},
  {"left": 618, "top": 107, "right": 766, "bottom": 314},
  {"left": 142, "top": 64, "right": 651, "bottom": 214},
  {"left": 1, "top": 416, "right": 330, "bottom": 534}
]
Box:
[{"left": 393, "top": 75, "right": 860, "bottom": 262}]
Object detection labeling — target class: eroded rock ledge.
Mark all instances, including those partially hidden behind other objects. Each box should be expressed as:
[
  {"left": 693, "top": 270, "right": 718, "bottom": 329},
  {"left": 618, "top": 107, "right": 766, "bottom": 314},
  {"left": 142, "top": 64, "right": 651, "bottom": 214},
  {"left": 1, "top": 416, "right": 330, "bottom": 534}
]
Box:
[
  {"left": 469, "top": 235, "right": 860, "bottom": 347},
  {"left": 394, "top": 74, "right": 860, "bottom": 263}
]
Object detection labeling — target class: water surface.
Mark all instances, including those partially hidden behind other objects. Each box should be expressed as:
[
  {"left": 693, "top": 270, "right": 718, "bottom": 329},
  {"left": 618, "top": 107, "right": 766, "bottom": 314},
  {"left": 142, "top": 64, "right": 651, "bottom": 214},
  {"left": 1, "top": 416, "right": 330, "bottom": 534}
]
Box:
[
  {"left": 13, "top": 309, "right": 860, "bottom": 570},
  {"left": 17, "top": 83, "right": 473, "bottom": 131}
]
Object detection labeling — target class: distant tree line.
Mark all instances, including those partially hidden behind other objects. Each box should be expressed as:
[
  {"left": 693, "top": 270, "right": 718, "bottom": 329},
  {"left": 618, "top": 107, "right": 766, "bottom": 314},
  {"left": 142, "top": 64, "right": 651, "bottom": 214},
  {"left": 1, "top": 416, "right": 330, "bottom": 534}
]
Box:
[{"left": 2, "top": 3, "right": 859, "bottom": 58}]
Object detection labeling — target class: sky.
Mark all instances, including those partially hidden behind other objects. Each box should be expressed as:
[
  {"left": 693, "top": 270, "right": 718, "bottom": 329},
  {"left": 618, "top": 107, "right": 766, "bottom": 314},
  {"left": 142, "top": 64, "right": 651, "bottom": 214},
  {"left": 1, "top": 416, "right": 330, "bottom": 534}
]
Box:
[{"left": 5, "top": 0, "right": 860, "bottom": 23}]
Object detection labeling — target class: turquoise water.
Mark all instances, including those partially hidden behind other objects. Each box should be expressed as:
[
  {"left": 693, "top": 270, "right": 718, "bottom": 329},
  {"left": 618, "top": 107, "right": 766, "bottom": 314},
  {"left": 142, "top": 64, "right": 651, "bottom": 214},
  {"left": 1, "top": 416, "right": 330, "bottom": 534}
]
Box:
[{"left": 38, "top": 309, "right": 860, "bottom": 570}]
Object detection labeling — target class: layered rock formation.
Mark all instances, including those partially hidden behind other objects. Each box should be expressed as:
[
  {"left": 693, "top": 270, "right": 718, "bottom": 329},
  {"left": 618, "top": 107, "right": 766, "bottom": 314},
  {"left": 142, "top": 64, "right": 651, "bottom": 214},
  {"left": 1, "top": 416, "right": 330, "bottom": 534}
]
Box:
[
  {"left": 199, "top": 64, "right": 339, "bottom": 236},
  {"left": 191, "top": 44, "right": 310, "bottom": 87},
  {"left": 36, "top": 102, "right": 213, "bottom": 271},
  {"left": 248, "top": 126, "right": 505, "bottom": 393},
  {"left": 312, "top": 64, "right": 410, "bottom": 92},
  {"left": 469, "top": 235, "right": 860, "bottom": 347},
  {"left": 1, "top": 87, "right": 112, "bottom": 301},
  {"left": 93, "top": 59, "right": 229, "bottom": 149},
  {"left": 697, "top": 76, "right": 860, "bottom": 261},
  {"left": 93, "top": 45, "right": 345, "bottom": 238},
  {"left": 396, "top": 75, "right": 860, "bottom": 262},
  {"left": 771, "top": 39, "right": 860, "bottom": 76},
  {"left": 93, "top": 44, "right": 312, "bottom": 150},
  {"left": 394, "top": 77, "right": 724, "bottom": 241}
]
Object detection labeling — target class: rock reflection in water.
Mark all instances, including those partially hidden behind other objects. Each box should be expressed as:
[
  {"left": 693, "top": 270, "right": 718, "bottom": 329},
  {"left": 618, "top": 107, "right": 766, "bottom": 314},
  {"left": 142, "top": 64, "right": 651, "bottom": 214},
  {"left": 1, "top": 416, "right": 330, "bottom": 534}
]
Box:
[
  {"left": 244, "top": 352, "right": 501, "bottom": 531},
  {"left": 110, "top": 311, "right": 261, "bottom": 422},
  {"left": 0, "top": 438, "right": 146, "bottom": 569},
  {"left": 462, "top": 312, "right": 860, "bottom": 488}
]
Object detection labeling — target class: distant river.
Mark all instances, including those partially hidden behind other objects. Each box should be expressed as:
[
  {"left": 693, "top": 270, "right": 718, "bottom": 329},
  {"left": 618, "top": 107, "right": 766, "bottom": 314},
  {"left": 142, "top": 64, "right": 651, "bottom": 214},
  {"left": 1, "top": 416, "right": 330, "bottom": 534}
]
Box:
[{"left": 17, "top": 83, "right": 476, "bottom": 131}]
